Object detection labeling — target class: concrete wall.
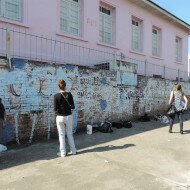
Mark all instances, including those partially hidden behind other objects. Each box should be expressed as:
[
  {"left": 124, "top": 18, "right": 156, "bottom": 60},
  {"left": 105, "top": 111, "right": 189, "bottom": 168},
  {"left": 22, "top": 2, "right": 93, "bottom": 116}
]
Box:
[{"left": 0, "top": 58, "right": 190, "bottom": 144}]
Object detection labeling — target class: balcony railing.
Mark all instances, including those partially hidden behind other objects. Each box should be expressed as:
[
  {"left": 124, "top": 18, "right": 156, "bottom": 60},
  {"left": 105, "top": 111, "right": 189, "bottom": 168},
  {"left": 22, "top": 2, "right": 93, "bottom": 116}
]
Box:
[{"left": 0, "top": 27, "right": 189, "bottom": 81}]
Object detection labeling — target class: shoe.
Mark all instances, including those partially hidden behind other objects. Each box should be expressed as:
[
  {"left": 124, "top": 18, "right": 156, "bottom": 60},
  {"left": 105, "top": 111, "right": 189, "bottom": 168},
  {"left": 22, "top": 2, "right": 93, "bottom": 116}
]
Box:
[
  {"left": 57, "top": 152, "right": 66, "bottom": 157},
  {"left": 71, "top": 150, "right": 77, "bottom": 155},
  {"left": 169, "top": 129, "right": 172, "bottom": 133},
  {"left": 180, "top": 130, "right": 183, "bottom": 134}
]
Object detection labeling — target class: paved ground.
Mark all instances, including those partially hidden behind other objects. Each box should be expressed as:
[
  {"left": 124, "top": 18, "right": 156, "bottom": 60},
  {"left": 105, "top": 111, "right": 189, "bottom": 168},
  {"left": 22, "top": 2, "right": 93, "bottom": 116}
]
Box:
[{"left": 0, "top": 114, "right": 190, "bottom": 190}]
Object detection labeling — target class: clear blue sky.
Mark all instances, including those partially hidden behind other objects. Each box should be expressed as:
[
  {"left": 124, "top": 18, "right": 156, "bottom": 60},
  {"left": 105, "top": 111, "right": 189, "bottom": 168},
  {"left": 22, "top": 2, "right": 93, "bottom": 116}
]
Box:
[{"left": 151, "top": 0, "right": 190, "bottom": 54}]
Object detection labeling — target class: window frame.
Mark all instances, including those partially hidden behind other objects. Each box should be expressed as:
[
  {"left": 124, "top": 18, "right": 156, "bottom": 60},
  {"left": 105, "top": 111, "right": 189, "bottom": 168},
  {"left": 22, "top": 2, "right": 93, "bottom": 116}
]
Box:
[
  {"left": 60, "top": 0, "right": 82, "bottom": 37},
  {"left": 99, "top": 3, "right": 114, "bottom": 45},
  {"left": 131, "top": 17, "right": 143, "bottom": 52},
  {"left": 0, "top": 0, "right": 22, "bottom": 22},
  {"left": 175, "top": 36, "right": 182, "bottom": 62},
  {"left": 152, "top": 26, "right": 161, "bottom": 57}
]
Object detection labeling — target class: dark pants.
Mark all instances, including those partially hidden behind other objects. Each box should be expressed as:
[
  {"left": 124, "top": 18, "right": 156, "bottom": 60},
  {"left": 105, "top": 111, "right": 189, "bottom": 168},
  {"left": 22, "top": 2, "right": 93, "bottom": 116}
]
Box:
[
  {"left": 0, "top": 119, "right": 4, "bottom": 144},
  {"left": 169, "top": 111, "right": 183, "bottom": 131}
]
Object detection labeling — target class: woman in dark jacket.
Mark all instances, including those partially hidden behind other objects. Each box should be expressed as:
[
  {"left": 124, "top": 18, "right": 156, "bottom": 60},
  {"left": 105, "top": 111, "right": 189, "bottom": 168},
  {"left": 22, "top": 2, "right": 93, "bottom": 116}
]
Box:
[{"left": 54, "top": 80, "right": 77, "bottom": 157}]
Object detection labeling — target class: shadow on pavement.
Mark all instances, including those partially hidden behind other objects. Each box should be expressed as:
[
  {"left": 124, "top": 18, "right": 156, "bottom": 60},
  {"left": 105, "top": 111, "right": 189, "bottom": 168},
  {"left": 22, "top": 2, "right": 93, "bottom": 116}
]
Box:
[
  {"left": 0, "top": 113, "right": 189, "bottom": 170},
  {"left": 0, "top": 141, "right": 58, "bottom": 170},
  {"left": 183, "top": 129, "right": 190, "bottom": 135},
  {"left": 78, "top": 143, "right": 136, "bottom": 154}
]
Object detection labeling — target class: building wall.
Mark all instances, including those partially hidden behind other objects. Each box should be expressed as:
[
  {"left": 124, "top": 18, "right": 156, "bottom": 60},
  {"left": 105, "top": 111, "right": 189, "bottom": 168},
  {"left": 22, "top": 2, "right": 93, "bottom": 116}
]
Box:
[
  {"left": 189, "top": 54, "right": 190, "bottom": 74},
  {"left": 0, "top": 58, "right": 190, "bottom": 144},
  {"left": 0, "top": 0, "right": 189, "bottom": 71}
]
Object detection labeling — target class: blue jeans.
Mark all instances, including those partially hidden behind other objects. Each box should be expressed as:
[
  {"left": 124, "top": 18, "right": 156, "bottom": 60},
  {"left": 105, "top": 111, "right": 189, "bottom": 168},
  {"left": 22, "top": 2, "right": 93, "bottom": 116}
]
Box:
[{"left": 169, "top": 111, "right": 183, "bottom": 131}]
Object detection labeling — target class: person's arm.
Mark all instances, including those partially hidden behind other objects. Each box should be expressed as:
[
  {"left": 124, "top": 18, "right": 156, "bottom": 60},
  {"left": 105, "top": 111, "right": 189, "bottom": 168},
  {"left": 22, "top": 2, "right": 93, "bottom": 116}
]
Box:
[
  {"left": 2, "top": 105, "right": 6, "bottom": 128},
  {"left": 54, "top": 95, "right": 58, "bottom": 115},
  {"left": 3, "top": 111, "right": 6, "bottom": 122},
  {"left": 168, "top": 91, "right": 174, "bottom": 105},
  {"left": 183, "top": 94, "right": 188, "bottom": 110},
  {"left": 2, "top": 104, "right": 6, "bottom": 121}
]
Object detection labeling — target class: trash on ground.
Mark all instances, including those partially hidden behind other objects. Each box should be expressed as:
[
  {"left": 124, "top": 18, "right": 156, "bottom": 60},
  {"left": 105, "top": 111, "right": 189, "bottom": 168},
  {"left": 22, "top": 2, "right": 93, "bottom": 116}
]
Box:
[{"left": 138, "top": 114, "right": 150, "bottom": 122}]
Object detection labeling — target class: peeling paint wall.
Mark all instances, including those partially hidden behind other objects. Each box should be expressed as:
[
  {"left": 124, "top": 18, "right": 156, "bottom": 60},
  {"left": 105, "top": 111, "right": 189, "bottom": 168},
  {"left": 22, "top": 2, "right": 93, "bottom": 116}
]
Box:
[
  {"left": 0, "top": 59, "right": 190, "bottom": 144},
  {"left": 0, "top": 59, "right": 79, "bottom": 144}
]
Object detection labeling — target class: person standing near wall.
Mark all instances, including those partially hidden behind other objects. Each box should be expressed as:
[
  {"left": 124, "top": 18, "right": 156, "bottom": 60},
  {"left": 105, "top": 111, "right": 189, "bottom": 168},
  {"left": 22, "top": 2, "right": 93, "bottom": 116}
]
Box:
[
  {"left": 54, "top": 80, "right": 77, "bottom": 157},
  {"left": 168, "top": 84, "right": 188, "bottom": 134},
  {"left": 0, "top": 98, "right": 6, "bottom": 144}
]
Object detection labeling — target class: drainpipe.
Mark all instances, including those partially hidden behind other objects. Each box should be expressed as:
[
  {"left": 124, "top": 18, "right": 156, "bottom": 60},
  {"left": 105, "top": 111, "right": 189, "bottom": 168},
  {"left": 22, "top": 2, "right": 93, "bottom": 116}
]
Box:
[
  {"left": 6, "top": 26, "right": 12, "bottom": 69},
  {"left": 163, "top": 65, "right": 166, "bottom": 79}
]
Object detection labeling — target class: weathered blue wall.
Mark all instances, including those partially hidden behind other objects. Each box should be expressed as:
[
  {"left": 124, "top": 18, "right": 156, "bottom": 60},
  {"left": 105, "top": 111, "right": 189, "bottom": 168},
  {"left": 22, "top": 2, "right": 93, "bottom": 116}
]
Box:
[{"left": 0, "top": 58, "right": 190, "bottom": 144}]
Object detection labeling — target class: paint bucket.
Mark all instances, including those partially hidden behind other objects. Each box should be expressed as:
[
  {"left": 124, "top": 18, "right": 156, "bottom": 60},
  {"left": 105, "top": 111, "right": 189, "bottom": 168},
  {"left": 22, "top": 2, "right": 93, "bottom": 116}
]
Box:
[{"left": 86, "top": 125, "right": 92, "bottom": 135}]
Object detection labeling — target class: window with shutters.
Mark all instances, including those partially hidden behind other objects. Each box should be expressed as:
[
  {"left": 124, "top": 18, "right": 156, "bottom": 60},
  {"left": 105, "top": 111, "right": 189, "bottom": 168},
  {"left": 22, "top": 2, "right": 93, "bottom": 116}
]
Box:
[
  {"left": 0, "top": 0, "right": 22, "bottom": 22},
  {"left": 131, "top": 18, "right": 142, "bottom": 52},
  {"left": 175, "top": 37, "right": 182, "bottom": 62},
  {"left": 152, "top": 27, "right": 161, "bottom": 57},
  {"left": 60, "top": 0, "right": 81, "bottom": 36},
  {"left": 99, "top": 5, "right": 113, "bottom": 45}
]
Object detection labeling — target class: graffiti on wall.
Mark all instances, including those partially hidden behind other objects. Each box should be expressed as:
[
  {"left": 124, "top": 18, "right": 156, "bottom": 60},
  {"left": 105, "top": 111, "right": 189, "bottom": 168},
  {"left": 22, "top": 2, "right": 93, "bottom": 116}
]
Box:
[
  {"left": 0, "top": 59, "right": 78, "bottom": 144},
  {"left": 118, "top": 87, "right": 144, "bottom": 100},
  {"left": 1, "top": 59, "right": 190, "bottom": 144},
  {"left": 80, "top": 76, "right": 101, "bottom": 86}
]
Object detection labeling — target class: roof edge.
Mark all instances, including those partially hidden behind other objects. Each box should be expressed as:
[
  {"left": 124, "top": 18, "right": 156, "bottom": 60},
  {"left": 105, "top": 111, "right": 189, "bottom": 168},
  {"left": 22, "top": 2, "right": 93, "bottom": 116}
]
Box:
[{"left": 145, "top": 0, "right": 190, "bottom": 33}]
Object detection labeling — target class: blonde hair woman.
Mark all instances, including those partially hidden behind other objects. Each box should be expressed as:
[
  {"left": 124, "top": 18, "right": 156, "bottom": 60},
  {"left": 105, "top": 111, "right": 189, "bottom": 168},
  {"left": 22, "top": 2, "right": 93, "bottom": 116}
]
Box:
[
  {"left": 54, "top": 80, "right": 77, "bottom": 157},
  {"left": 168, "top": 83, "right": 188, "bottom": 134}
]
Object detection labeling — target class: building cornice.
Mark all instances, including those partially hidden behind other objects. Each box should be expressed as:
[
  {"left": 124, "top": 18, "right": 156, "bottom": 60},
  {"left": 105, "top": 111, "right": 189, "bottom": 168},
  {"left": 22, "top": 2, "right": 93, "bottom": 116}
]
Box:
[{"left": 128, "top": 0, "right": 190, "bottom": 34}]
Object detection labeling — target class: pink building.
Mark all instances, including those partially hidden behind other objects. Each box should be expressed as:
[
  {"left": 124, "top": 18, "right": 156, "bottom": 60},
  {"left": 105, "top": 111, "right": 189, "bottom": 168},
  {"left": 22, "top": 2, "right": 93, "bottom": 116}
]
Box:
[
  {"left": 189, "top": 54, "right": 190, "bottom": 75},
  {"left": 0, "top": 0, "right": 190, "bottom": 80}
]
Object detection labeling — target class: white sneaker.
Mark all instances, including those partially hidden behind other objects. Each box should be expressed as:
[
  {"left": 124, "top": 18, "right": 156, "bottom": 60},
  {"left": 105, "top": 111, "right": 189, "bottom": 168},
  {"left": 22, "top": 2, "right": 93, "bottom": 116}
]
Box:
[
  {"left": 71, "top": 150, "right": 77, "bottom": 155},
  {"left": 57, "top": 152, "right": 66, "bottom": 157}
]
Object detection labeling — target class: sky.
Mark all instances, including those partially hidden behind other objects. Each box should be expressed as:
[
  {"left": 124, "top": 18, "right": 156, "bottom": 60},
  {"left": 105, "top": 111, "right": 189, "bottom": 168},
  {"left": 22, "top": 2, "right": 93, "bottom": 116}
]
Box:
[{"left": 151, "top": 0, "right": 190, "bottom": 54}]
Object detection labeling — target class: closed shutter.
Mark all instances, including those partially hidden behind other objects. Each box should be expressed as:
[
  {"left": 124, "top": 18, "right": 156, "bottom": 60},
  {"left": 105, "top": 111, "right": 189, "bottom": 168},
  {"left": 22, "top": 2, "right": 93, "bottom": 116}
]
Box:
[
  {"left": 69, "top": 0, "right": 80, "bottom": 35},
  {"left": 0, "top": 0, "right": 3, "bottom": 17},
  {"left": 61, "top": 0, "right": 80, "bottom": 36},
  {"left": 99, "top": 12, "right": 104, "bottom": 42},
  {"left": 99, "top": 6, "right": 112, "bottom": 44},
  {"left": 152, "top": 28, "right": 160, "bottom": 56},
  {"left": 61, "top": 0, "right": 69, "bottom": 33},
  {"left": 4, "top": 0, "right": 22, "bottom": 21},
  {"left": 176, "top": 38, "right": 181, "bottom": 61},
  {"left": 132, "top": 20, "right": 140, "bottom": 51}
]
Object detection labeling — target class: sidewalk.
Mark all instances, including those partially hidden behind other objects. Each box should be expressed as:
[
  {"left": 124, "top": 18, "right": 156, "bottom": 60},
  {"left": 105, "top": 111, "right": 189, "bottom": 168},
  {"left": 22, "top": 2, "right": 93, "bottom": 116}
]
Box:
[{"left": 0, "top": 113, "right": 190, "bottom": 190}]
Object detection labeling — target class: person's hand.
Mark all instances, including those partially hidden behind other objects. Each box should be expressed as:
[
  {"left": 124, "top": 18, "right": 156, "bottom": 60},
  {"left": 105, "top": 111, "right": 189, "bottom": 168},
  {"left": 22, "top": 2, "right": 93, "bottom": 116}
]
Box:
[{"left": 182, "top": 106, "right": 187, "bottom": 112}]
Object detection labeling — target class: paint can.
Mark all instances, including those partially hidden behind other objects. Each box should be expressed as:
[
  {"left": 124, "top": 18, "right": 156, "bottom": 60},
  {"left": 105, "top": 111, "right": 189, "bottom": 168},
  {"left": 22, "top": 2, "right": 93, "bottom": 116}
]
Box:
[{"left": 86, "top": 125, "right": 92, "bottom": 135}]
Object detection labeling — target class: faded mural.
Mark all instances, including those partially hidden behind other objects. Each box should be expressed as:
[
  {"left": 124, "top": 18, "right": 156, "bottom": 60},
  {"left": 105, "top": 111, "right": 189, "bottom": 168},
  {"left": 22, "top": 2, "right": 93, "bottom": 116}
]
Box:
[{"left": 0, "top": 58, "right": 190, "bottom": 144}]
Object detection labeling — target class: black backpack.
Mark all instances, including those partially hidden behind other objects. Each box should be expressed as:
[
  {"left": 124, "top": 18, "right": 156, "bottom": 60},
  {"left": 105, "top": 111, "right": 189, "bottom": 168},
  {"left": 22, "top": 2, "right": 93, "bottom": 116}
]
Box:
[
  {"left": 112, "top": 122, "right": 123, "bottom": 129},
  {"left": 96, "top": 122, "right": 113, "bottom": 133},
  {"left": 123, "top": 120, "right": 133, "bottom": 128}
]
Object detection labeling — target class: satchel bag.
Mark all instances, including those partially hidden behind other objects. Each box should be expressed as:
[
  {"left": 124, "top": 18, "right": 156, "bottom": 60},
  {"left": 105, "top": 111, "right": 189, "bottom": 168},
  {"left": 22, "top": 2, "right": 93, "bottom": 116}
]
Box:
[
  {"left": 167, "top": 105, "right": 176, "bottom": 116},
  {"left": 112, "top": 122, "right": 123, "bottom": 129},
  {"left": 61, "top": 92, "right": 74, "bottom": 110},
  {"left": 96, "top": 121, "right": 113, "bottom": 133},
  {"left": 123, "top": 120, "right": 133, "bottom": 128}
]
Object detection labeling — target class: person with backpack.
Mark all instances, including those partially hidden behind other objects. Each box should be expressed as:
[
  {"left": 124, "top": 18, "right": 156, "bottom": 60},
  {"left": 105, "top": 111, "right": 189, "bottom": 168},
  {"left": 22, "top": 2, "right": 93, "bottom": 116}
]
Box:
[
  {"left": 168, "top": 83, "right": 188, "bottom": 134},
  {"left": 54, "top": 80, "right": 77, "bottom": 157}
]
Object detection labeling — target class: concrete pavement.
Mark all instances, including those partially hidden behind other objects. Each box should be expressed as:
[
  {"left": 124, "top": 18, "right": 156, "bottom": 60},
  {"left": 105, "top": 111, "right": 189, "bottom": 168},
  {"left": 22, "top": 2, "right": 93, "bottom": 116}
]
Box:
[{"left": 0, "top": 114, "right": 190, "bottom": 190}]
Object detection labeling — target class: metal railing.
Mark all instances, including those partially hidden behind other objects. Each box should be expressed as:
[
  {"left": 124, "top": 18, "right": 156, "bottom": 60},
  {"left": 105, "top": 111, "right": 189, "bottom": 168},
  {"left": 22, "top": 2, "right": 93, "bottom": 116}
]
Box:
[
  {"left": 0, "top": 27, "right": 189, "bottom": 81},
  {"left": 116, "top": 54, "right": 190, "bottom": 82},
  {"left": 0, "top": 27, "right": 114, "bottom": 67}
]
